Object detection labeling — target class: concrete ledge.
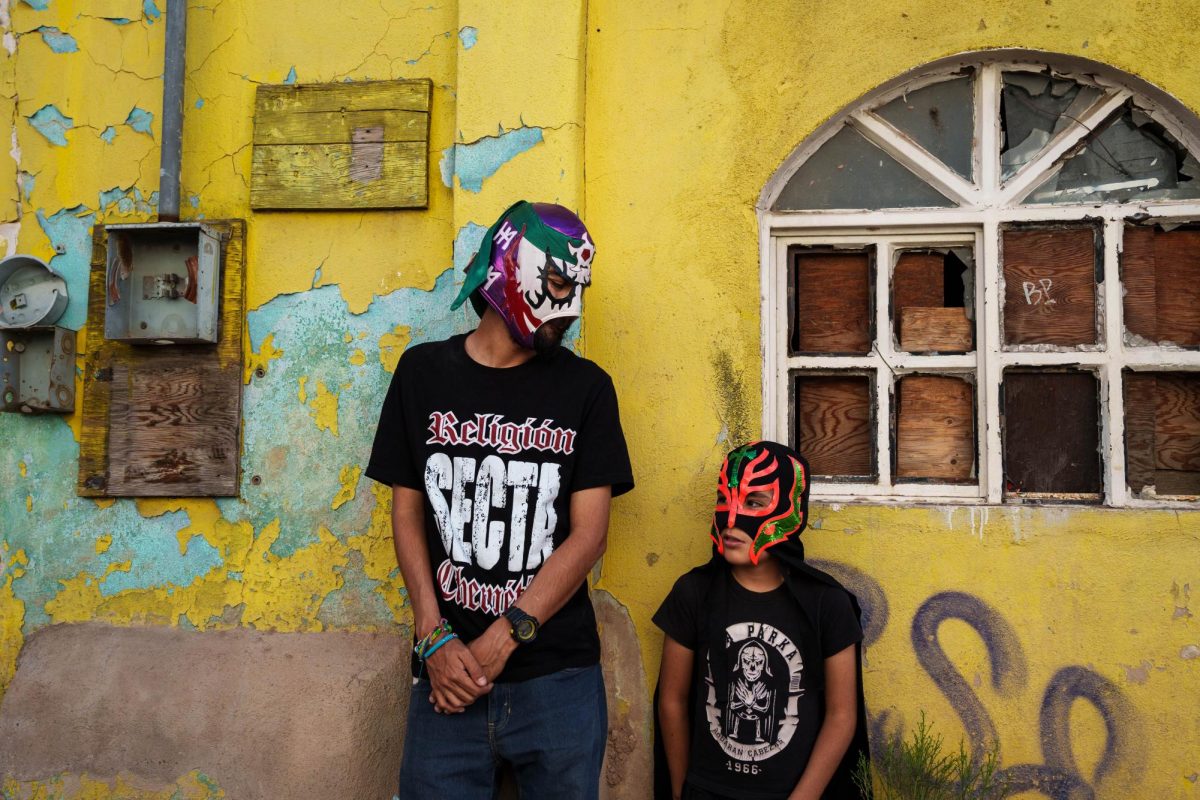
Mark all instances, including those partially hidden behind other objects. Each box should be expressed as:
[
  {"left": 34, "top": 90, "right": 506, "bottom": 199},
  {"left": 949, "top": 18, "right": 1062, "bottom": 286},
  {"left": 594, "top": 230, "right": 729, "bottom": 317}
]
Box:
[{"left": 0, "top": 623, "right": 409, "bottom": 800}]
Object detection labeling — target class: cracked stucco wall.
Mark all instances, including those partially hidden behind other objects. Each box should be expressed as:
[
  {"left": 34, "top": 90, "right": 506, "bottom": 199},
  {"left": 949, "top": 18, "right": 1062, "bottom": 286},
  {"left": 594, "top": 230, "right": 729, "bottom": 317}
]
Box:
[{"left": 1, "top": 1, "right": 1200, "bottom": 798}]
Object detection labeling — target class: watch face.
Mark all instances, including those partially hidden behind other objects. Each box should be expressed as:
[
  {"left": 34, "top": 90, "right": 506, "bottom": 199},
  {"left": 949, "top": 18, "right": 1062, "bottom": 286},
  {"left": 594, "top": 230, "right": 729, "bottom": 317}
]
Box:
[{"left": 514, "top": 618, "right": 537, "bottom": 642}]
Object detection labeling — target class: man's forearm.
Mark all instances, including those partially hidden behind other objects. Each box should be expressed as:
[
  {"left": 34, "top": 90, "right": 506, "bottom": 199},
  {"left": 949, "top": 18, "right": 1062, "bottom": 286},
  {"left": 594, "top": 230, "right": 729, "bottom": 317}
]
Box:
[
  {"left": 510, "top": 523, "right": 605, "bottom": 622},
  {"left": 391, "top": 489, "right": 441, "bottom": 635}
]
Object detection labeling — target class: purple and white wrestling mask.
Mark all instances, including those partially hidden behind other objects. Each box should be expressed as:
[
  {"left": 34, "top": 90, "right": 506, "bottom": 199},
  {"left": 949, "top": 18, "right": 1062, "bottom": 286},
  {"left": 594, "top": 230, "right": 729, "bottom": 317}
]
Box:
[{"left": 450, "top": 201, "right": 596, "bottom": 350}]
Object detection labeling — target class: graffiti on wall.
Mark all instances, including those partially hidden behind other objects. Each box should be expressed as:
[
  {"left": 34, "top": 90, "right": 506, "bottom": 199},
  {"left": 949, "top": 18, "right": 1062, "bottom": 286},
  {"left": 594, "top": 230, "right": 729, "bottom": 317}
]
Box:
[{"left": 811, "top": 560, "right": 1144, "bottom": 800}]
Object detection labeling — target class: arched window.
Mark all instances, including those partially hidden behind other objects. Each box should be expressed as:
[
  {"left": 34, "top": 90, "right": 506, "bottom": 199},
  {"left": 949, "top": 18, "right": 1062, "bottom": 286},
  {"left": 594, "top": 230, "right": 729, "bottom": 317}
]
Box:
[{"left": 760, "top": 54, "right": 1200, "bottom": 506}]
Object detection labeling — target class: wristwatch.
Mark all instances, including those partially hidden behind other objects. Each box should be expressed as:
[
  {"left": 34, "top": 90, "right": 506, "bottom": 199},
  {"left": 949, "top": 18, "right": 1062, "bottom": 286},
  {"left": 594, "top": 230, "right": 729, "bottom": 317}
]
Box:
[{"left": 503, "top": 606, "right": 539, "bottom": 645}]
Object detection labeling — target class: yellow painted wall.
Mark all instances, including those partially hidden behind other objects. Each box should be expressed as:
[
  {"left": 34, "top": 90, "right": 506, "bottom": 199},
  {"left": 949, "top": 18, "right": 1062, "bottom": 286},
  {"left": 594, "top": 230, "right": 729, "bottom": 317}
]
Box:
[{"left": 1, "top": 0, "right": 1198, "bottom": 797}]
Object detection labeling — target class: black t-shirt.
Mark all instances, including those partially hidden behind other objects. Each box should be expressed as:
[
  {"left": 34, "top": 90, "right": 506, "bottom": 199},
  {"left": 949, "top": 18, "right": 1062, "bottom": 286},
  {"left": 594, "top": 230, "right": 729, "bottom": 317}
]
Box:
[
  {"left": 653, "top": 568, "right": 862, "bottom": 800},
  {"left": 366, "top": 333, "right": 634, "bottom": 682}
]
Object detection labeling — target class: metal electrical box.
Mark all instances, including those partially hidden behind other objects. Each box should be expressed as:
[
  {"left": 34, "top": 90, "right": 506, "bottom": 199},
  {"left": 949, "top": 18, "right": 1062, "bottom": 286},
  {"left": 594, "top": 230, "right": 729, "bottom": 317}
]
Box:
[
  {"left": 1, "top": 326, "right": 75, "bottom": 414},
  {"left": 104, "top": 222, "right": 223, "bottom": 345},
  {"left": 0, "top": 255, "right": 68, "bottom": 329}
]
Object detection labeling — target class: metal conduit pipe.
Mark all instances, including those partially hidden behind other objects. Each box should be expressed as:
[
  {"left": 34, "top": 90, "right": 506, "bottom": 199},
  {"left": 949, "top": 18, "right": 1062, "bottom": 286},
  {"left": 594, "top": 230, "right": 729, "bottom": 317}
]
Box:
[{"left": 158, "top": 0, "right": 187, "bottom": 222}]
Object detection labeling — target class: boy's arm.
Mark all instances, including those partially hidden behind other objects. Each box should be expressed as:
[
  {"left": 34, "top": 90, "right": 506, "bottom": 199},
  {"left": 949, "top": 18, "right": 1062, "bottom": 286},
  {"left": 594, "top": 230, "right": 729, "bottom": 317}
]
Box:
[
  {"left": 468, "top": 485, "right": 612, "bottom": 681},
  {"left": 658, "top": 635, "right": 695, "bottom": 800},
  {"left": 392, "top": 486, "right": 491, "bottom": 713},
  {"left": 788, "top": 643, "right": 858, "bottom": 800}
]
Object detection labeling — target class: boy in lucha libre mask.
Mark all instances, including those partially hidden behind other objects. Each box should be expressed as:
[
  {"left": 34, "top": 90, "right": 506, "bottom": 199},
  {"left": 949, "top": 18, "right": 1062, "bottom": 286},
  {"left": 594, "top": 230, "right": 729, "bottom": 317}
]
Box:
[{"left": 652, "top": 441, "right": 869, "bottom": 799}]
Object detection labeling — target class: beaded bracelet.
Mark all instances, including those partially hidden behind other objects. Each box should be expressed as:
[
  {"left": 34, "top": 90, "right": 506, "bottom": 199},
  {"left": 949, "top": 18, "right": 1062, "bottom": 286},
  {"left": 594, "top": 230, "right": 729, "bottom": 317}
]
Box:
[
  {"left": 421, "top": 632, "right": 458, "bottom": 661},
  {"left": 414, "top": 619, "right": 453, "bottom": 659}
]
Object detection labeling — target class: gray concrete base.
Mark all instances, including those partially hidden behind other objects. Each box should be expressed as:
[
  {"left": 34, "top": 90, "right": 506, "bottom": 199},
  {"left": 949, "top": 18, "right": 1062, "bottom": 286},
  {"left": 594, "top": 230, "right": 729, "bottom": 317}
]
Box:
[{"left": 0, "top": 623, "right": 409, "bottom": 800}]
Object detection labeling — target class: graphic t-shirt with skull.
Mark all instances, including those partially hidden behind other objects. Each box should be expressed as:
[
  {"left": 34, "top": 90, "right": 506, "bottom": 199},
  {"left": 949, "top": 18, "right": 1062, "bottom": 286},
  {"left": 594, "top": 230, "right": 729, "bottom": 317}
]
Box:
[{"left": 654, "top": 569, "right": 861, "bottom": 799}]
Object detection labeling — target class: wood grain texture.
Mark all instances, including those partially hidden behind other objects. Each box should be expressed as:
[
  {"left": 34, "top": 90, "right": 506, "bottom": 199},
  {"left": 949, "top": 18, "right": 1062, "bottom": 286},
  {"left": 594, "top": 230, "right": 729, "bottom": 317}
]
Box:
[
  {"left": 1123, "top": 372, "right": 1157, "bottom": 494},
  {"left": 1003, "top": 370, "right": 1100, "bottom": 494},
  {"left": 251, "top": 142, "right": 426, "bottom": 209},
  {"left": 1121, "top": 226, "right": 1157, "bottom": 342},
  {"left": 1153, "top": 230, "right": 1200, "bottom": 347},
  {"left": 795, "top": 375, "right": 873, "bottom": 476},
  {"left": 253, "top": 109, "right": 428, "bottom": 146},
  {"left": 256, "top": 79, "right": 431, "bottom": 115},
  {"left": 793, "top": 252, "right": 871, "bottom": 354},
  {"left": 108, "top": 360, "right": 239, "bottom": 495},
  {"left": 1155, "top": 373, "right": 1200, "bottom": 472},
  {"left": 896, "top": 375, "right": 974, "bottom": 480},
  {"left": 899, "top": 307, "right": 973, "bottom": 352},
  {"left": 1002, "top": 227, "right": 1097, "bottom": 346},
  {"left": 77, "top": 221, "right": 245, "bottom": 497},
  {"left": 1152, "top": 470, "right": 1200, "bottom": 495},
  {"left": 893, "top": 252, "right": 944, "bottom": 313},
  {"left": 251, "top": 79, "right": 430, "bottom": 210}
]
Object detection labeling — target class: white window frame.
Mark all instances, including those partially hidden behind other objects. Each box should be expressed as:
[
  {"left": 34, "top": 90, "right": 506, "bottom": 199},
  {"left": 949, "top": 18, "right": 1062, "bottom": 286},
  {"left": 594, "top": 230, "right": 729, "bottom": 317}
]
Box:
[{"left": 759, "top": 56, "right": 1200, "bottom": 507}]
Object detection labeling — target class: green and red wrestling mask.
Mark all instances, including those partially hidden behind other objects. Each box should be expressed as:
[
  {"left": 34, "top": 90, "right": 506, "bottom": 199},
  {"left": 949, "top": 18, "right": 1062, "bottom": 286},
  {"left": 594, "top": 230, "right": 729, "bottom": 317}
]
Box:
[{"left": 711, "top": 441, "right": 810, "bottom": 565}]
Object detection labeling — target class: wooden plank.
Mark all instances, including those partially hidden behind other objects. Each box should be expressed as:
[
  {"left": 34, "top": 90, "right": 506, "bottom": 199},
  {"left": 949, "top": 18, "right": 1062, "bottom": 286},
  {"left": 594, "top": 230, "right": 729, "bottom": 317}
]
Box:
[
  {"left": 253, "top": 108, "right": 428, "bottom": 146},
  {"left": 893, "top": 251, "right": 944, "bottom": 313},
  {"left": 795, "top": 375, "right": 873, "bottom": 476},
  {"left": 1002, "top": 227, "right": 1097, "bottom": 346},
  {"left": 77, "top": 220, "right": 245, "bottom": 498},
  {"left": 250, "top": 141, "right": 427, "bottom": 210},
  {"left": 896, "top": 375, "right": 974, "bottom": 480},
  {"left": 1123, "top": 372, "right": 1157, "bottom": 494},
  {"left": 1155, "top": 373, "right": 1200, "bottom": 472},
  {"left": 1121, "top": 225, "right": 1157, "bottom": 342},
  {"left": 1153, "top": 470, "right": 1200, "bottom": 495},
  {"left": 108, "top": 359, "right": 240, "bottom": 496},
  {"left": 794, "top": 252, "right": 871, "bottom": 354},
  {"left": 1003, "top": 371, "right": 1100, "bottom": 494},
  {"left": 1153, "top": 229, "right": 1200, "bottom": 347},
  {"left": 255, "top": 79, "right": 431, "bottom": 115},
  {"left": 899, "top": 307, "right": 973, "bottom": 352}
]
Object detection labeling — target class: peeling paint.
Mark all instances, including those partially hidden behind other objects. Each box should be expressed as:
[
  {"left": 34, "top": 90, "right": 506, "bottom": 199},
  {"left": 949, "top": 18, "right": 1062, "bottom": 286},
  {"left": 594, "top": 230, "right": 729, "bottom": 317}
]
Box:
[
  {"left": 36, "top": 25, "right": 77, "bottom": 52},
  {"left": 2, "top": 769, "right": 225, "bottom": 798},
  {"left": 34, "top": 206, "right": 94, "bottom": 331},
  {"left": 142, "top": 0, "right": 161, "bottom": 23},
  {"left": 284, "top": 65, "right": 297, "bottom": 85},
  {"left": 125, "top": 106, "right": 154, "bottom": 136},
  {"left": 28, "top": 104, "right": 73, "bottom": 146},
  {"left": 100, "top": 125, "right": 117, "bottom": 143},
  {"left": 440, "top": 127, "right": 544, "bottom": 192},
  {"left": 458, "top": 26, "right": 477, "bottom": 49}
]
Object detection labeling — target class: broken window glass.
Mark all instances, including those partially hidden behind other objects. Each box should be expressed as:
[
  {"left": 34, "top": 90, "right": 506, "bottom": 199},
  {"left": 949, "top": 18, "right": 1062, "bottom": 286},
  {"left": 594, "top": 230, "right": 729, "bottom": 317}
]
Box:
[
  {"left": 1000, "top": 71, "right": 1103, "bottom": 180},
  {"left": 1024, "top": 104, "right": 1200, "bottom": 204},
  {"left": 773, "top": 125, "right": 955, "bottom": 210},
  {"left": 874, "top": 71, "right": 974, "bottom": 181}
]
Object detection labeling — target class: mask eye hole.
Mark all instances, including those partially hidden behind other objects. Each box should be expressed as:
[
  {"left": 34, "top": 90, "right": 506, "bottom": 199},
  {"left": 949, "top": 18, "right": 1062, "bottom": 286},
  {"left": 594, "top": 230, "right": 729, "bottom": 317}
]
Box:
[{"left": 743, "top": 490, "right": 772, "bottom": 510}]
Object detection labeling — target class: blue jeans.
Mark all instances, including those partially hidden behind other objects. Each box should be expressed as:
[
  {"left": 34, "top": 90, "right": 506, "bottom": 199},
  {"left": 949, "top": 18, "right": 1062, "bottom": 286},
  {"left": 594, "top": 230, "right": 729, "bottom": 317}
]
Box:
[{"left": 398, "top": 664, "right": 607, "bottom": 800}]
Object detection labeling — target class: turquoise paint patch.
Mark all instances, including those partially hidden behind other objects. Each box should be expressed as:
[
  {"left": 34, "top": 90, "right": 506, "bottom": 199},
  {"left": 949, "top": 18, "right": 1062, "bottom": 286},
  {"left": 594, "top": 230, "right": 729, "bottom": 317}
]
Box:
[
  {"left": 125, "top": 107, "right": 154, "bottom": 136},
  {"left": 452, "top": 222, "right": 488, "bottom": 272},
  {"left": 444, "top": 127, "right": 544, "bottom": 193},
  {"left": 28, "top": 105, "right": 73, "bottom": 146},
  {"left": 194, "top": 98, "right": 205, "bottom": 109},
  {"left": 105, "top": 17, "right": 132, "bottom": 24},
  {"left": 37, "top": 26, "right": 78, "bottom": 53},
  {"left": 100, "top": 126, "right": 117, "bottom": 144},
  {"left": 243, "top": 269, "right": 468, "bottom": 558},
  {"left": 284, "top": 66, "right": 297, "bottom": 85},
  {"left": 142, "top": 0, "right": 161, "bottom": 22},
  {"left": 34, "top": 206, "right": 93, "bottom": 331},
  {"left": 438, "top": 146, "right": 455, "bottom": 189},
  {"left": 21, "top": 0, "right": 50, "bottom": 9},
  {"left": 98, "top": 511, "right": 225, "bottom": 597},
  {"left": 98, "top": 186, "right": 158, "bottom": 218},
  {"left": 188, "top": 193, "right": 200, "bottom": 209},
  {"left": 19, "top": 172, "right": 35, "bottom": 200},
  {"left": 458, "top": 26, "right": 478, "bottom": 49}
]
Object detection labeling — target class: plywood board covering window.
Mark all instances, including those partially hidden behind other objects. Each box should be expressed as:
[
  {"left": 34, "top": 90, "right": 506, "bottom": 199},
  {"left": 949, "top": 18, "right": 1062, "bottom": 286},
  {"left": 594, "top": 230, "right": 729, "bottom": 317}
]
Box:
[
  {"left": 791, "top": 250, "right": 872, "bottom": 354},
  {"left": 1002, "top": 226, "right": 1098, "bottom": 347},
  {"left": 1125, "top": 372, "right": 1200, "bottom": 497},
  {"left": 895, "top": 375, "right": 975, "bottom": 481},
  {"left": 793, "top": 374, "right": 874, "bottom": 478},
  {"left": 1121, "top": 225, "right": 1200, "bottom": 347}
]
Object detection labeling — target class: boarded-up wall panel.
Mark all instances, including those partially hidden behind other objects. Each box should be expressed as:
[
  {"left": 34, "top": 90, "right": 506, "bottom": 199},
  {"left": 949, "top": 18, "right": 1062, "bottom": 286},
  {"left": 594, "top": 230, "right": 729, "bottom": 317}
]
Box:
[
  {"left": 78, "top": 221, "right": 246, "bottom": 497},
  {"left": 1003, "top": 370, "right": 1100, "bottom": 494},
  {"left": 793, "top": 251, "right": 871, "bottom": 354},
  {"left": 896, "top": 375, "right": 974, "bottom": 480},
  {"left": 794, "top": 374, "right": 873, "bottom": 476},
  {"left": 899, "top": 307, "right": 973, "bottom": 352},
  {"left": 1124, "top": 372, "right": 1157, "bottom": 494},
  {"left": 893, "top": 252, "right": 944, "bottom": 314},
  {"left": 1155, "top": 374, "right": 1200, "bottom": 472},
  {"left": 1002, "top": 227, "right": 1097, "bottom": 346},
  {"left": 251, "top": 79, "right": 430, "bottom": 210},
  {"left": 108, "top": 360, "right": 240, "bottom": 495},
  {"left": 1121, "top": 226, "right": 1158, "bottom": 342},
  {"left": 1153, "top": 230, "right": 1200, "bottom": 347}
]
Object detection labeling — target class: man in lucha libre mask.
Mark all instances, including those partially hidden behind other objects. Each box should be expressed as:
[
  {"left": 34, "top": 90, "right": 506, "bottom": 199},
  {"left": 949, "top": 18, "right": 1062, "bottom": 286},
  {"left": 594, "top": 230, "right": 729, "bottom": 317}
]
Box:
[{"left": 366, "top": 201, "right": 633, "bottom": 800}]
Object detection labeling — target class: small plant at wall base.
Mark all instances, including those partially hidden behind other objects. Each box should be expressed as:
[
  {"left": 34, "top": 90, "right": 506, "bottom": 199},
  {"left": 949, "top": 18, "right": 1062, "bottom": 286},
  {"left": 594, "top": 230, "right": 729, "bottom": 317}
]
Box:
[{"left": 853, "top": 712, "right": 1009, "bottom": 800}]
